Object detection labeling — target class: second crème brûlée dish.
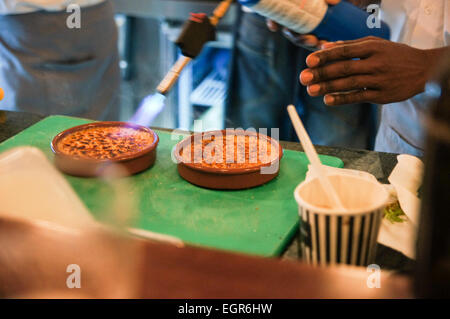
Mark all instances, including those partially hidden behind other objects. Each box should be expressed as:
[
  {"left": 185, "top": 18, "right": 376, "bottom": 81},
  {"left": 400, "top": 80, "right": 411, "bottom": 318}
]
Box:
[
  {"left": 179, "top": 133, "right": 279, "bottom": 169},
  {"left": 51, "top": 122, "right": 159, "bottom": 177},
  {"left": 175, "top": 130, "right": 283, "bottom": 189}
]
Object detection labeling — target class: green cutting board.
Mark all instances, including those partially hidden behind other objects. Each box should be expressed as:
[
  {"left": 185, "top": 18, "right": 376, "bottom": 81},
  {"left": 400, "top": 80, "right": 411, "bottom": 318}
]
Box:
[{"left": 0, "top": 115, "right": 344, "bottom": 256}]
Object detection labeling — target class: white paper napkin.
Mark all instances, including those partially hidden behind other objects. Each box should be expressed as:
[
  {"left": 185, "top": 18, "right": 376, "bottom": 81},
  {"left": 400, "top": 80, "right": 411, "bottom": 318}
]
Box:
[{"left": 379, "top": 155, "right": 423, "bottom": 259}]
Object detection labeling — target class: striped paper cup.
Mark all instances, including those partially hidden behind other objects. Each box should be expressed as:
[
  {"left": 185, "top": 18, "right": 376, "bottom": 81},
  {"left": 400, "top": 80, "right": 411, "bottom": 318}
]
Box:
[{"left": 294, "top": 174, "right": 389, "bottom": 267}]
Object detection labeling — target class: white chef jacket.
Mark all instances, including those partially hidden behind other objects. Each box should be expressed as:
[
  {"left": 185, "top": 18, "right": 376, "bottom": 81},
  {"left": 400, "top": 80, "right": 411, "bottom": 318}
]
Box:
[
  {"left": 0, "top": 0, "right": 105, "bottom": 14},
  {"left": 375, "top": 0, "right": 450, "bottom": 156}
]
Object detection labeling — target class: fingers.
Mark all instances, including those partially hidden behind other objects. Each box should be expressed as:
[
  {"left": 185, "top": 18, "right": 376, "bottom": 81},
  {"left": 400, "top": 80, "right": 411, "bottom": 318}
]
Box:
[
  {"left": 320, "top": 37, "right": 382, "bottom": 50},
  {"left": 329, "top": 36, "right": 383, "bottom": 47},
  {"left": 318, "top": 40, "right": 328, "bottom": 49},
  {"left": 323, "top": 90, "right": 379, "bottom": 106},
  {"left": 306, "top": 40, "right": 379, "bottom": 68},
  {"left": 266, "top": 19, "right": 280, "bottom": 32},
  {"left": 321, "top": 41, "right": 343, "bottom": 50},
  {"left": 299, "top": 59, "right": 373, "bottom": 85},
  {"left": 306, "top": 75, "right": 380, "bottom": 97},
  {"left": 282, "top": 29, "right": 319, "bottom": 47},
  {"left": 300, "top": 35, "right": 385, "bottom": 105}
]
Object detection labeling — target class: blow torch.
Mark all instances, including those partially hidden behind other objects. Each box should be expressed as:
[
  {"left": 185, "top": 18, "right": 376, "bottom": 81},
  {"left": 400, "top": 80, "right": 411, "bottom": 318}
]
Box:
[
  {"left": 130, "top": 0, "right": 233, "bottom": 126},
  {"left": 157, "top": 0, "right": 234, "bottom": 95}
]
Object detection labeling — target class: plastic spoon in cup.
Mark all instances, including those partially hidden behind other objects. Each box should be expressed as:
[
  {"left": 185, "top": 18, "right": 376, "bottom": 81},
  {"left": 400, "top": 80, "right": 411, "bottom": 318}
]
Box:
[{"left": 287, "top": 105, "right": 345, "bottom": 210}]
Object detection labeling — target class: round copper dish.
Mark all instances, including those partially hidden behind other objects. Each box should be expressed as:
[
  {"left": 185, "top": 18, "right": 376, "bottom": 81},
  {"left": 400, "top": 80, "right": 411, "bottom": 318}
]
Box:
[
  {"left": 51, "top": 122, "right": 159, "bottom": 177},
  {"left": 174, "top": 130, "right": 283, "bottom": 190}
]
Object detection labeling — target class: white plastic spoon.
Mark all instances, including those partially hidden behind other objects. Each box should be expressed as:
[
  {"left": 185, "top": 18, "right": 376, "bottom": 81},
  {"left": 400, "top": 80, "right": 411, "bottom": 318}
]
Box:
[{"left": 287, "top": 105, "right": 345, "bottom": 210}]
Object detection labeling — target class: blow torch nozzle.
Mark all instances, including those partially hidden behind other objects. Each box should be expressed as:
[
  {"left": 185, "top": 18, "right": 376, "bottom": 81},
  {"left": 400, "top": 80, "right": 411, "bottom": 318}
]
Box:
[{"left": 156, "top": 56, "right": 192, "bottom": 95}]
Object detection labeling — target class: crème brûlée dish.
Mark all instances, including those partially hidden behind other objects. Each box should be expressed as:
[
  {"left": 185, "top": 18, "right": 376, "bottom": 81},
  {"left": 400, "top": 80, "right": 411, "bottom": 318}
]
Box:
[
  {"left": 179, "top": 134, "right": 279, "bottom": 170},
  {"left": 175, "top": 130, "right": 283, "bottom": 190},
  {"left": 58, "top": 126, "right": 154, "bottom": 160},
  {"left": 51, "top": 122, "right": 159, "bottom": 177}
]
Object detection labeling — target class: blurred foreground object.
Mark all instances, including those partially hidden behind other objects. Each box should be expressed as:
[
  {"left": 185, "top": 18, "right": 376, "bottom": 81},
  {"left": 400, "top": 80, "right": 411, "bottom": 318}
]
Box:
[
  {"left": 0, "top": 147, "right": 93, "bottom": 228},
  {"left": 0, "top": 147, "right": 144, "bottom": 297},
  {"left": 0, "top": 216, "right": 412, "bottom": 299},
  {"left": 0, "top": 217, "right": 144, "bottom": 298},
  {"left": 416, "top": 53, "right": 450, "bottom": 298},
  {"left": 0, "top": 87, "right": 4, "bottom": 101}
]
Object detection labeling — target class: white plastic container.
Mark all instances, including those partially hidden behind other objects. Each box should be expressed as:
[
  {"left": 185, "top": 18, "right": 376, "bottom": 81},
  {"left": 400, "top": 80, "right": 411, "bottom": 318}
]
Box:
[{"left": 0, "top": 147, "right": 94, "bottom": 228}]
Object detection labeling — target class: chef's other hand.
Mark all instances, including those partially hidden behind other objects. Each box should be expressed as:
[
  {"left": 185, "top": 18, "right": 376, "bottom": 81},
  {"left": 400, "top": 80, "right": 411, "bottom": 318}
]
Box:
[
  {"left": 300, "top": 37, "right": 434, "bottom": 106},
  {"left": 266, "top": 0, "right": 341, "bottom": 50}
]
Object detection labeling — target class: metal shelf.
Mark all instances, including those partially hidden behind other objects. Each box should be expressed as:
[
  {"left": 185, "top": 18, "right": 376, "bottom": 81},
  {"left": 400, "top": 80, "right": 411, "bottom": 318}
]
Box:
[{"left": 190, "top": 70, "right": 226, "bottom": 107}]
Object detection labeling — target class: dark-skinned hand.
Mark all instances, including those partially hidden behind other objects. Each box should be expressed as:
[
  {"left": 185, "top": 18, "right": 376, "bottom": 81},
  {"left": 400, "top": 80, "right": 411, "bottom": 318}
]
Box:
[{"left": 299, "top": 36, "right": 439, "bottom": 106}]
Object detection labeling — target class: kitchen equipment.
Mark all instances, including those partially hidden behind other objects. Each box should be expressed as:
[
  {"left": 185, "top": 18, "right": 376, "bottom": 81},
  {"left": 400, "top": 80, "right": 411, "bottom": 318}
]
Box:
[
  {"left": 238, "top": 0, "right": 390, "bottom": 41},
  {"left": 156, "top": 0, "right": 233, "bottom": 95},
  {"left": 51, "top": 122, "right": 159, "bottom": 177},
  {"left": 115, "top": 0, "right": 235, "bottom": 130},
  {"left": 173, "top": 129, "right": 283, "bottom": 189},
  {"left": 287, "top": 105, "right": 344, "bottom": 209},
  {"left": 128, "top": 0, "right": 233, "bottom": 128},
  {"left": 0, "top": 115, "right": 344, "bottom": 256}
]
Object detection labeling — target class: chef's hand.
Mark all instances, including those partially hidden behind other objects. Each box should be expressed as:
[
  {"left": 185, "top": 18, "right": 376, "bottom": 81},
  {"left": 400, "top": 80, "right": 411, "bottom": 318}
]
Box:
[
  {"left": 266, "top": 0, "right": 341, "bottom": 50},
  {"left": 299, "top": 37, "right": 435, "bottom": 105}
]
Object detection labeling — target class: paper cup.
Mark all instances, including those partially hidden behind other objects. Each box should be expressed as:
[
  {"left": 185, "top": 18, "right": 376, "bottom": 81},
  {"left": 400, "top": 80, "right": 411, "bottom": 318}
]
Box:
[{"left": 294, "top": 174, "right": 389, "bottom": 267}]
